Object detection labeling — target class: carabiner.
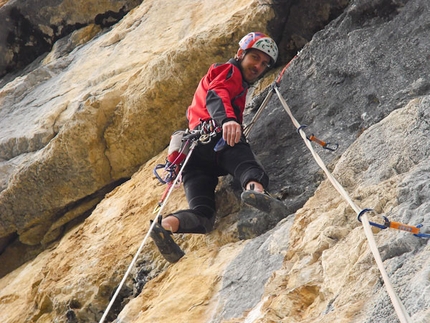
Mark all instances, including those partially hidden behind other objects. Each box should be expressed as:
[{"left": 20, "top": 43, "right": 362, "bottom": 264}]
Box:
[
  {"left": 199, "top": 134, "right": 211, "bottom": 144},
  {"left": 308, "top": 134, "right": 338, "bottom": 152},
  {"left": 197, "top": 120, "right": 222, "bottom": 144},
  {"left": 358, "top": 209, "right": 430, "bottom": 238},
  {"left": 413, "top": 224, "right": 430, "bottom": 238},
  {"left": 357, "top": 208, "right": 388, "bottom": 230}
]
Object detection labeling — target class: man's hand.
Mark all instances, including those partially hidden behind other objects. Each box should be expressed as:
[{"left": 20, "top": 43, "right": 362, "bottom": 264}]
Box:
[{"left": 222, "top": 120, "right": 242, "bottom": 146}]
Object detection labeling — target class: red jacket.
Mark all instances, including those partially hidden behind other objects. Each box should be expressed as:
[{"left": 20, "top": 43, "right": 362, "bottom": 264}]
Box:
[{"left": 187, "top": 59, "right": 249, "bottom": 130}]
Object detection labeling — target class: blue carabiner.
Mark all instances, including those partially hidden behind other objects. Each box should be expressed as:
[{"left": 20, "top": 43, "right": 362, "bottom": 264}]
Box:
[
  {"left": 413, "top": 224, "right": 430, "bottom": 238},
  {"left": 357, "top": 208, "right": 388, "bottom": 230}
]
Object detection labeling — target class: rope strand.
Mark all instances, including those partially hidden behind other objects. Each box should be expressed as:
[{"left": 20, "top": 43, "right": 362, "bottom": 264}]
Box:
[
  {"left": 98, "top": 140, "right": 199, "bottom": 323},
  {"left": 273, "top": 86, "right": 412, "bottom": 323}
]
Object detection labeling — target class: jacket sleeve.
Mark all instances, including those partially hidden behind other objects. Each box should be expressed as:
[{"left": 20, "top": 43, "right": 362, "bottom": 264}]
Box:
[{"left": 205, "top": 63, "right": 244, "bottom": 126}]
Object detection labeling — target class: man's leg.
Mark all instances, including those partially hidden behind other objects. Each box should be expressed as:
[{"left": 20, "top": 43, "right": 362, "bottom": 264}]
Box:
[
  {"left": 151, "top": 168, "right": 218, "bottom": 262},
  {"left": 217, "top": 141, "right": 269, "bottom": 190},
  {"left": 161, "top": 215, "right": 179, "bottom": 233},
  {"left": 163, "top": 168, "right": 219, "bottom": 234},
  {"left": 151, "top": 140, "right": 220, "bottom": 262},
  {"left": 218, "top": 141, "right": 292, "bottom": 239}
]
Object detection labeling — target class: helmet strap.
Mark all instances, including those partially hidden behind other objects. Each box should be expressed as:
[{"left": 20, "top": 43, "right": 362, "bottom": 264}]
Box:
[{"left": 235, "top": 49, "right": 246, "bottom": 61}]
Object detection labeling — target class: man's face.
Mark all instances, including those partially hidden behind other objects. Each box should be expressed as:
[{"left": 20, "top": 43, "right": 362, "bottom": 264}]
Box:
[{"left": 238, "top": 49, "right": 271, "bottom": 83}]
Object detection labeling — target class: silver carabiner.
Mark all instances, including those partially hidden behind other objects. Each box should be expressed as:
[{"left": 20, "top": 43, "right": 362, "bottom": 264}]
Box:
[{"left": 199, "top": 134, "right": 211, "bottom": 144}]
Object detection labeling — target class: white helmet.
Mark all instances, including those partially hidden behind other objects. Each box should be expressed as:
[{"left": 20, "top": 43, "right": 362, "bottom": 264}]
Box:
[{"left": 238, "top": 32, "right": 278, "bottom": 66}]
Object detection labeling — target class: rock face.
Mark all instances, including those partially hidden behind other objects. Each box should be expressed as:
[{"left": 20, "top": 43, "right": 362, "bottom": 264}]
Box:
[
  {"left": 0, "top": 0, "right": 346, "bottom": 270},
  {"left": 0, "top": 0, "right": 142, "bottom": 78},
  {"left": 1, "top": 0, "right": 430, "bottom": 322}
]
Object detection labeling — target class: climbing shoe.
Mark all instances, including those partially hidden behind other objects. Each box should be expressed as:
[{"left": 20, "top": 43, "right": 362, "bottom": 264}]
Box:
[
  {"left": 150, "top": 220, "right": 185, "bottom": 263},
  {"left": 237, "top": 191, "right": 292, "bottom": 240}
]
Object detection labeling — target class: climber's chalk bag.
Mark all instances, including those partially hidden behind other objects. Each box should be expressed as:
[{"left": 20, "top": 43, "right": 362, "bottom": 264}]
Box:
[
  {"left": 153, "top": 130, "right": 190, "bottom": 184},
  {"left": 167, "top": 130, "right": 190, "bottom": 166}
]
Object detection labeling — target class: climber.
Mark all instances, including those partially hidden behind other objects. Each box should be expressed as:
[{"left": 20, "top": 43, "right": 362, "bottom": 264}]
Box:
[{"left": 151, "top": 32, "right": 290, "bottom": 263}]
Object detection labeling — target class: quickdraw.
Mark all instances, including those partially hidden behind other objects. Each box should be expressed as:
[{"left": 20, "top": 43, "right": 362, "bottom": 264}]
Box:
[
  {"left": 296, "top": 125, "right": 338, "bottom": 152},
  {"left": 308, "top": 134, "right": 338, "bottom": 152},
  {"left": 357, "top": 208, "right": 430, "bottom": 238}
]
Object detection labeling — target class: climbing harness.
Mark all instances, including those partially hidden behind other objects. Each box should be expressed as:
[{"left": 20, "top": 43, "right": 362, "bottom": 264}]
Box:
[
  {"left": 152, "top": 120, "right": 221, "bottom": 212},
  {"left": 98, "top": 121, "right": 220, "bottom": 323},
  {"left": 358, "top": 209, "right": 430, "bottom": 238}
]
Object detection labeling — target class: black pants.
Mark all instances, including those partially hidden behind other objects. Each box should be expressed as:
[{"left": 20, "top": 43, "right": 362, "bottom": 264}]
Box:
[{"left": 171, "top": 135, "right": 269, "bottom": 234}]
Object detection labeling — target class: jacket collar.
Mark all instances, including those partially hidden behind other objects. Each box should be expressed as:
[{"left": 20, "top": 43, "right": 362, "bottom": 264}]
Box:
[{"left": 228, "top": 58, "right": 250, "bottom": 87}]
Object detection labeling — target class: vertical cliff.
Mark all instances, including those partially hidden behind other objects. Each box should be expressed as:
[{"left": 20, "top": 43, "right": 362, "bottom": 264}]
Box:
[{"left": 0, "top": 0, "right": 429, "bottom": 322}]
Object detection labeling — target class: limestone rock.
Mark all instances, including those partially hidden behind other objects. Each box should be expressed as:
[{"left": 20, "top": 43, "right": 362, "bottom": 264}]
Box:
[
  {"left": 1, "top": 0, "right": 430, "bottom": 322},
  {"left": 0, "top": 0, "right": 276, "bottom": 250},
  {"left": 0, "top": 0, "right": 141, "bottom": 78}
]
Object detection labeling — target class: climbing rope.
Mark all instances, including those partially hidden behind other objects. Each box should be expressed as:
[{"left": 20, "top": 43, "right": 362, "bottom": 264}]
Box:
[
  {"left": 243, "top": 54, "right": 297, "bottom": 137},
  {"left": 237, "top": 55, "right": 423, "bottom": 323},
  {"left": 268, "top": 57, "right": 415, "bottom": 322},
  {"left": 98, "top": 139, "right": 198, "bottom": 323},
  {"left": 98, "top": 123, "right": 220, "bottom": 323}
]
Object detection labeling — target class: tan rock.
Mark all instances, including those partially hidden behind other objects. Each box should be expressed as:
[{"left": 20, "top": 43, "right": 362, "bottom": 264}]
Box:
[
  {"left": 0, "top": 0, "right": 276, "bottom": 249},
  {"left": 1, "top": 0, "right": 430, "bottom": 322}
]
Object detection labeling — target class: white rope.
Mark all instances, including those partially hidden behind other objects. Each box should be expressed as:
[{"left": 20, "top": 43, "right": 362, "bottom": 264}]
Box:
[
  {"left": 274, "top": 87, "right": 413, "bottom": 323},
  {"left": 244, "top": 88, "right": 275, "bottom": 137},
  {"left": 98, "top": 140, "right": 198, "bottom": 323}
]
